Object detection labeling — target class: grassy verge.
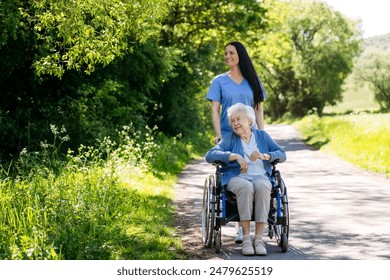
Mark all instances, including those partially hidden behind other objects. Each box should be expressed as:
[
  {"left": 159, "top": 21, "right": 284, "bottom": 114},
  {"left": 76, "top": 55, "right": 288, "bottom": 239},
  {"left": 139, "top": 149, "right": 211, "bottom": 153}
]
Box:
[
  {"left": 0, "top": 125, "right": 211, "bottom": 260},
  {"left": 323, "top": 76, "right": 380, "bottom": 114},
  {"left": 293, "top": 113, "right": 390, "bottom": 177}
]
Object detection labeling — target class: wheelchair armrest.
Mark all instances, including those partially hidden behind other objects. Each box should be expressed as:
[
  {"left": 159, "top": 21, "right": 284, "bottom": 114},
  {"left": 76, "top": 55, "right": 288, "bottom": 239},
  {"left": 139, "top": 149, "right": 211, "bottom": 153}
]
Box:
[
  {"left": 212, "top": 160, "right": 226, "bottom": 167},
  {"left": 270, "top": 159, "right": 280, "bottom": 166}
]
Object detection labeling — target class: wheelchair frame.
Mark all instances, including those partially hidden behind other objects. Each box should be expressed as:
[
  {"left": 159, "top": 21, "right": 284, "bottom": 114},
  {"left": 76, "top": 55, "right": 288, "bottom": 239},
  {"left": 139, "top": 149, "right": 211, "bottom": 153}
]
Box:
[{"left": 201, "top": 160, "right": 289, "bottom": 253}]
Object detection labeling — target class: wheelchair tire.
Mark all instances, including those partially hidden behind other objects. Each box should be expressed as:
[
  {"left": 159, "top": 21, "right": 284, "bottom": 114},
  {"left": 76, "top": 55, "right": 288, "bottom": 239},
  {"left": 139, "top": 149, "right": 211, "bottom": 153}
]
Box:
[
  {"left": 214, "top": 231, "right": 221, "bottom": 253},
  {"left": 281, "top": 180, "right": 289, "bottom": 252},
  {"left": 274, "top": 178, "right": 289, "bottom": 252},
  {"left": 281, "top": 233, "right": 288, "bottom": 253},
  {"left": 281, "top": 179, "right": 290, "bottom": 237},
  {"left": 202, "top": 176, "right": 215, "bottom": 248}
]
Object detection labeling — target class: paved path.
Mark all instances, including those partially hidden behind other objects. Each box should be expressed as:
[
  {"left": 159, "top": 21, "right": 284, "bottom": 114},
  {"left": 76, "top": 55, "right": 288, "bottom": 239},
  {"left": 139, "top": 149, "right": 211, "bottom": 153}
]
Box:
[{"left": 174, "top": 124, "right": 390, "bottom": 260}]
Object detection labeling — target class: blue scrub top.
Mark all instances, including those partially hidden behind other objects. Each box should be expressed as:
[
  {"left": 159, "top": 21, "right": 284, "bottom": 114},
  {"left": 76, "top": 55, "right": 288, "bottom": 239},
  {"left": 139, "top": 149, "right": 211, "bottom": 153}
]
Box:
[{"left": 206, "top": 72, "right": 267, "bottom": 136}]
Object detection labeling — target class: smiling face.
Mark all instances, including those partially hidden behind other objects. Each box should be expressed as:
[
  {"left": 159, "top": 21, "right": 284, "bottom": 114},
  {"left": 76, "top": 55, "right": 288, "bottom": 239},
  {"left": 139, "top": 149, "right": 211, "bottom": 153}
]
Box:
[
  {"left": 229, "top": 111, "right": 252, "bottom": 136},
  {"left": 224, "top": 44, "right": 239, "bottom": 68}
]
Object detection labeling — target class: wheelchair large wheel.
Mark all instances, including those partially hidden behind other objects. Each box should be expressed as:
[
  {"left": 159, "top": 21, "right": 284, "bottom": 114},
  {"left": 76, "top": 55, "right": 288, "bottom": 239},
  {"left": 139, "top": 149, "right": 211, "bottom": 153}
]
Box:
[
  {"left": 274, "top": 179, "right": 289, "bottom": 252},
  {"left": 202, "top": 175, "right": 216, "bottom": 248},
  {"left": 281, "top": 179, "right": 290, "bottom": 238},
  {"left": 277, "top": 201, "right": 289, "bottom": 252}
]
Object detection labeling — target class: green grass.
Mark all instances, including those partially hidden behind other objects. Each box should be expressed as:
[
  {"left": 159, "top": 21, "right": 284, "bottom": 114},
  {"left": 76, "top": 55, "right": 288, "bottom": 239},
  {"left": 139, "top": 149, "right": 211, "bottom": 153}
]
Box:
[
  {"left": 0, "top": 125, "right": 210, "bottom": 260},
  {"left": 323, "top": 75, "right": 380, "bottom": 114},
  {"left": 294, "top": 113, "right": 390, "bottom": 177},
  {"left": 311, "top": 68, "right": 389, "bottom": 177}
]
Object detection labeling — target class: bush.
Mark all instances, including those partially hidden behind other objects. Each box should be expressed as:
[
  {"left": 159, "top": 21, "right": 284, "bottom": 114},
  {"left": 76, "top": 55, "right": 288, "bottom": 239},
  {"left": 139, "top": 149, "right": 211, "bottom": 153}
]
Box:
[{"left": 0, "top": 124, "right": 202, "bottom": 259}]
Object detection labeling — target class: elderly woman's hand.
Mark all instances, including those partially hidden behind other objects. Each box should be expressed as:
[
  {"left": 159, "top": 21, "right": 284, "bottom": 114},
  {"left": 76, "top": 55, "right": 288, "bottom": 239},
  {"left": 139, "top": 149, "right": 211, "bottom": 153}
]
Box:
[
  {"left": 249, "top": 151, "right": 268, "bottom": 161},
  {"left": 237, "top": 155, "right": 248, "bottom": 173},
  {"left": 229, "top": 153, "right": 248, "bottom": 173}
]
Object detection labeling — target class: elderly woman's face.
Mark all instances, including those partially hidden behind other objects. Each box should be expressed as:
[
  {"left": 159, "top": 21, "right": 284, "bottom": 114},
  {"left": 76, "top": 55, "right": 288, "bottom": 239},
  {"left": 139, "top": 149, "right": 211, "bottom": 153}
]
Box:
[{"left": 230, "top": 111, "right": 251, "bottom": 135}]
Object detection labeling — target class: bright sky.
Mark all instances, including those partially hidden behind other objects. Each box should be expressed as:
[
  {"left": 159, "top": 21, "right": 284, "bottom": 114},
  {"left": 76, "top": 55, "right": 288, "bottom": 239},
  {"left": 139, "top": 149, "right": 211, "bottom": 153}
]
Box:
[{"left": 319, "top": 0, "right": 390, "bottom": 38}]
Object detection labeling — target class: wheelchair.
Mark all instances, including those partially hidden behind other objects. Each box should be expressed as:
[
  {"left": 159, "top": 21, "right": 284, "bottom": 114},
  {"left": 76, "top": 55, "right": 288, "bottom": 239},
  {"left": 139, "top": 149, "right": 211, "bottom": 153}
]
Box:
[{"left": 201, "top": 160, "right": 289, "bottom": 254}]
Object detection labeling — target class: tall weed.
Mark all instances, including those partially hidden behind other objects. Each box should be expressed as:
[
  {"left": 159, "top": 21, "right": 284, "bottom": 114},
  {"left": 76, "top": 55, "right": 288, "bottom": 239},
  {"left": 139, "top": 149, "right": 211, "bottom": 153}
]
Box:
[{"left": 0, "top": 124, "right": 195, "bottom": 259}]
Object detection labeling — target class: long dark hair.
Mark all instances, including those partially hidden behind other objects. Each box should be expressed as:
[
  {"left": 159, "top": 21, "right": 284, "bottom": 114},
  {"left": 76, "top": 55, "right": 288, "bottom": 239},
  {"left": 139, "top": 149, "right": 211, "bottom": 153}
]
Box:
[{"left": 226, "top": 41, "right": 265, "bottom": 108}]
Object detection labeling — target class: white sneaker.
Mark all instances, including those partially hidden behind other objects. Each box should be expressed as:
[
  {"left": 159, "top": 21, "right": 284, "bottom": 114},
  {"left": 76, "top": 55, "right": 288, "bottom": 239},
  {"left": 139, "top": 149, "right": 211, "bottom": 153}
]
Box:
[
  {"left": 241, "top": 240, "right": 254, "bottom": 255},
  {"left": 254, "top": 239, "right": 267, "bottom": 256},
  {"left": 235, "top": 227, "right": 243, "bottom": 244}
]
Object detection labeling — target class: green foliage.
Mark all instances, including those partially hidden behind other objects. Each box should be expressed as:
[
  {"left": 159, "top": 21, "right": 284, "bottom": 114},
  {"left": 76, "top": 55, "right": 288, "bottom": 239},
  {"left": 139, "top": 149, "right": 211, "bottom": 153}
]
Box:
[
  {"left": 357, "top": 52, "right": 390, "bottom": 110},
  {"left": 19, "top": 0, "right": 169, "bottom": 77},
  {"left": 323, "top": 74, "right": 380, "bottom": 114},
  {"left": 154, "top": 0, "right": 268, "bottom": 136},
  {"left": 0, "top": 0, "right": 268, "bottom": 159},
  {"left": 294, "top": 113, "right": 390, "bottom": 177},
  {"left": 0, "top": 38, "right": 173, "bottom": 159},
  {"left": 254, "top": 0, "right": 362, "bottom": 119},
  {"left": 2, "top": 0, "right": 380, "bottom": 260},
  {"left": 353, "top": 33, "right": 390, "bottom": 111},
  {"left": 293, "top": 114, "right": 329, "bottom": 149},
  {"left": 161, "top": 0, "right": 267, "bottom": 47},
  {"left": 0, "top": 0, "right": 22, "bottom": 46},
  {"left": 0, "top": 124, "right": 202, "bottom": 260},
  {"left": 324, "top": 33, "right": 390, "bottom": 114}
]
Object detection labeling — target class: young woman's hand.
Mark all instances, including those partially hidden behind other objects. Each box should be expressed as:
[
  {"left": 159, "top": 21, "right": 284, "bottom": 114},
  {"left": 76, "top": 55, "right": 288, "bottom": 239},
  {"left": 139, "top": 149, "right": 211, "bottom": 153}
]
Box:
[{"left": 213, "top": 136, "right": 222, "bottom": 144}]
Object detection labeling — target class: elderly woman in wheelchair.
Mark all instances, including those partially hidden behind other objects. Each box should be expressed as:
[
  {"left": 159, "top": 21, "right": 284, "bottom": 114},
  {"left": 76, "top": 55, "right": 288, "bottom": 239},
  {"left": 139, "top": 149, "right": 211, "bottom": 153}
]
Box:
[{"left": 205, "top": 103, "right": 286, "bottom": 256}]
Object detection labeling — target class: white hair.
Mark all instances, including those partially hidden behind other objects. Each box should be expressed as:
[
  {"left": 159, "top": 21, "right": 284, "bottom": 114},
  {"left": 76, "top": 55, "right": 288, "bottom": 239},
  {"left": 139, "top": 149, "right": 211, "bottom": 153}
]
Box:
[{"left": 227, "top": 103, "right": 256, "bottom": 128}]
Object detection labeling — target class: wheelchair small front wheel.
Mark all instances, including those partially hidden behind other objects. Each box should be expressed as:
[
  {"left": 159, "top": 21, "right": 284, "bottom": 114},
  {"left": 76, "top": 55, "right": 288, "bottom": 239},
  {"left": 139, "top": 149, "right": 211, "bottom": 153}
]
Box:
[
  {"left": 214, "top": 231, "right": 221, "bottom": 253},
  {"left": 281, "top": 233, "right": 288, "bottom": 252}
]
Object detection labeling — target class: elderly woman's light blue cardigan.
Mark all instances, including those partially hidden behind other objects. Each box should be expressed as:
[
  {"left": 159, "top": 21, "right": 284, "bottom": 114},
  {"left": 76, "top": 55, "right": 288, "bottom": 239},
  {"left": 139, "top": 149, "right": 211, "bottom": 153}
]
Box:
[{"left": 205, "top": 129, "right": 286, "bottom": 186}]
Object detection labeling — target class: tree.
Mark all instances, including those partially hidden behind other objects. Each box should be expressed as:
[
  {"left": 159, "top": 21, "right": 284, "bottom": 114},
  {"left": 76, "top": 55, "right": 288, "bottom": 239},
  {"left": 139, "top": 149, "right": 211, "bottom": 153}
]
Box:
[
  {"left": 359, "top": 53, "right": 390, "bottom": 110},
  {"left": 18, "top": 0, "right": 169, "bottom": 77},
  {"left": 252, "top": 0, "right": 362, "bottom": 119},
  {"left": 0, "top": 0, "right": 171, "bottom": 159},
  {"left": 0, "top": 0, "right": 21, "bottom": 46}
]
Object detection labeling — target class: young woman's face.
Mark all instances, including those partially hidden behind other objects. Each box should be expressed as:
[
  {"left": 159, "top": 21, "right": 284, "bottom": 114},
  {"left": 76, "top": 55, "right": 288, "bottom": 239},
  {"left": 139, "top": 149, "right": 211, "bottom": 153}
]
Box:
[{"left": 224, "top": 45, "right": 239, "bottom": 68}]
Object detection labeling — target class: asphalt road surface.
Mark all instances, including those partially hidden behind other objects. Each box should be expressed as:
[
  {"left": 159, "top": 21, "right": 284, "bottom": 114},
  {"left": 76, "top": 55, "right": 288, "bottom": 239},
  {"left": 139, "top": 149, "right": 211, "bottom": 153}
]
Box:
[{"left": 174, "top": 124, "right": 390, "bottom": 260}]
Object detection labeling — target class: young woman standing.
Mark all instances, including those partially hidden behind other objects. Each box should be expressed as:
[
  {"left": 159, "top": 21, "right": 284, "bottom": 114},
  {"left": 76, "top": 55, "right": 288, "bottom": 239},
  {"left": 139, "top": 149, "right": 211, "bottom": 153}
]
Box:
[{"left": 206, "top": 41, "right": 267, "bottom": 243}]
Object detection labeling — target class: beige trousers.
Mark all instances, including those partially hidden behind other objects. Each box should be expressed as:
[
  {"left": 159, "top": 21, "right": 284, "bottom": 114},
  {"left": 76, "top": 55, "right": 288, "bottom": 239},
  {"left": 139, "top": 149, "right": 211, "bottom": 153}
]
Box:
[{"left": 227, "top": 176, "right": 271, "bottom": 223}]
